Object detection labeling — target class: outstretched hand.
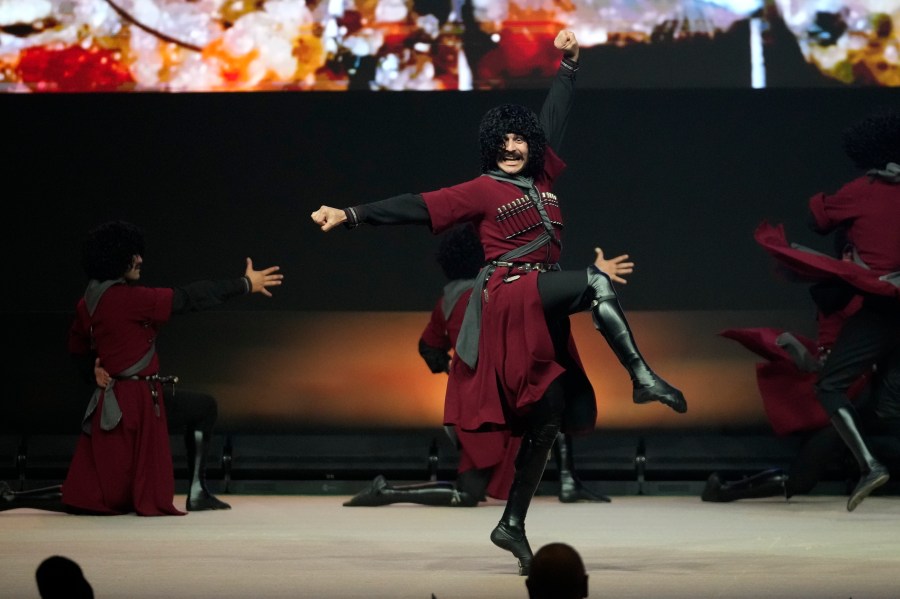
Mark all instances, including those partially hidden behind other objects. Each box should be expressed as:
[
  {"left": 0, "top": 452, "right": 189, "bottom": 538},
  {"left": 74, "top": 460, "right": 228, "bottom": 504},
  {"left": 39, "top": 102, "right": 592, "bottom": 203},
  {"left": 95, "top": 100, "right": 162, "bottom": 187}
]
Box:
[
  {"left": 554, "top": 29, "right": 579, "bottom": 61},
  {"left": 311, "top": 206, "right": 347, "bottom": 232},
  {"left": 244, "top": 257, "right": 283, "bottom": 297},
  {"left": 594, "top": 247, "right": 634, "bottom": 284}
]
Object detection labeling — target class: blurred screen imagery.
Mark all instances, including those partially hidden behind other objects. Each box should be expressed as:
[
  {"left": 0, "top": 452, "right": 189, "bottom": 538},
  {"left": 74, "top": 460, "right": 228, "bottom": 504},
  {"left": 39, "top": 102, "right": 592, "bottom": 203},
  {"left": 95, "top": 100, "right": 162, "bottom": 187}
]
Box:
[{"left": 0, "top": 0, "right": 897, "bottom": 91}]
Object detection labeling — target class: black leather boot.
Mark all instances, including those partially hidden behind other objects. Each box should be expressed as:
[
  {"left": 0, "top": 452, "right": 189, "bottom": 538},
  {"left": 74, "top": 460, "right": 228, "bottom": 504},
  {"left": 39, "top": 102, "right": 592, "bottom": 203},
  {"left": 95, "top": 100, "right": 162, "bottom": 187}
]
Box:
[
  {"left": 343, "top": 475, "right": 477, "bottom": 507},
  {"left": 185, "top": 430, "right": 231, "bottom": 511},
  {"left": 1, "top": 482, "right": 68, "bottom": 513},
  {"left": 830, "top": 407, "right": 890, "bottom": 512},
  {"left": 490, "top": 519, "right": 533, "bottom": 576},
  {"left": 587, "top": 266, "right": 687, "bottom": 414},
  {"left": 700, "top": 469, "right": 788, "bottom": 502},
  {"left": 554, "top": 433, "right": 610, "bottom": 503},
  {"left": 491, "top": 417, "right": 560, "bottom": 576}
]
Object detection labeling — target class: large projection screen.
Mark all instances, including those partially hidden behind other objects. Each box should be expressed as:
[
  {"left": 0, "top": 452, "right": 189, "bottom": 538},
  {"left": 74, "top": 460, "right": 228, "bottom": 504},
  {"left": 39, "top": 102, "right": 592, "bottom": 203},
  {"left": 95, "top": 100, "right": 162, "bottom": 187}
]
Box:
[{"left": 1, "top": 0, "right": 898, "bottom": 91}]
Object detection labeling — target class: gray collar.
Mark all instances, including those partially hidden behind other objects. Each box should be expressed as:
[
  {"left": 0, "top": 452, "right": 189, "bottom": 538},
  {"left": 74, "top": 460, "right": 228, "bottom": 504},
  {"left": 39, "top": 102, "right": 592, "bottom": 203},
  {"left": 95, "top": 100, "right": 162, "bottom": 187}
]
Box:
[{"left": 867, "top": 162, "right": 900, "bottom": 183}]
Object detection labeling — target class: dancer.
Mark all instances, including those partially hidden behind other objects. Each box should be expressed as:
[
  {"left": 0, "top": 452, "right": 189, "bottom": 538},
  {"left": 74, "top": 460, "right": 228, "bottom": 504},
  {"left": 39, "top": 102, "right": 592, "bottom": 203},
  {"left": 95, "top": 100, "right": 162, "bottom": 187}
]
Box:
[
  {"left": 706, "top": 232, "right": 899, "bottom": 501},
  {"left": 345, "top": 224, "right": 631, "bottom": 507},
  {"left": 312, "top": 29, "right": 686, "bottom": 574},
  {"left": 1, "top": 220, "right": 282, "bottom": 516},
  {"left": 750, "top": 109, "right": 900, "bottom": 511},
  {"left": 4, "top": 369, "right": 234, "bottom": 513},
  {"left": 91, "top": 362, "right": 231, "bottom": 511}
]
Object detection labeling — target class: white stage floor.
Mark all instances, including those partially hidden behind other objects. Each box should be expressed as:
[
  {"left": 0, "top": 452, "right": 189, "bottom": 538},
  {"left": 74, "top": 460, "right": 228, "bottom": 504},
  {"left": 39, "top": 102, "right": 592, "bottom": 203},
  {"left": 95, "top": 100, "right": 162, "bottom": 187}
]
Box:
[{"left": 2, "top": 494, "right": 898, "bottom": 598}]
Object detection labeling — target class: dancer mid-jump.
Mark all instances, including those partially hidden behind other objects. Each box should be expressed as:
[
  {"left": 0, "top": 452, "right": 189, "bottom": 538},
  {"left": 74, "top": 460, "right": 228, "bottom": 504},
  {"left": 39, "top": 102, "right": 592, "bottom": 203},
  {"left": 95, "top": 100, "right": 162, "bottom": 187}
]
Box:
[{"left": 312, "top": 29, "right": 686, "bottom": 575}]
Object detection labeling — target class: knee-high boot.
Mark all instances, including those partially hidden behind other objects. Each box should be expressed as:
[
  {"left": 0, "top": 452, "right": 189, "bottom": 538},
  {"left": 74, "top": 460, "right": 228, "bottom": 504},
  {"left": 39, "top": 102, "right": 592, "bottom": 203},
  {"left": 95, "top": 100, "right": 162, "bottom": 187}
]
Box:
[
  {"left": 700, "top": 468, "right": 788, "bottom": 502},
  {"left": 490, "top": 419, "right": 560, "bottom": 576},
  {"left": 343, "top": 475, "right": 479, "bottom": 507},
  {"left": 554, "top": 433, "right": 610, "bottom": 503},
  {"left": 185, "top": 430, "right": 231, "bottom": 511},
  {"left": 0, "top": 482, "right": 68, "bottom": 513},
  {"left": 830, "top": 407, "right": 889, "bottom": 511},
  {"left": 587, "top": 266, "right": 687, "bottom": 413}
]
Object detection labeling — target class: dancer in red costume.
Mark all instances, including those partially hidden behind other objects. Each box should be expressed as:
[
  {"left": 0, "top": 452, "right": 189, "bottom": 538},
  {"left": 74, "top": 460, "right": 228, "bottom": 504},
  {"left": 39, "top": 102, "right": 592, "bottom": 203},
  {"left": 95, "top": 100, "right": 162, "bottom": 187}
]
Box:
[
  {"left": 313, "top": 30, "right": 686, "bottom": 574},
  {"left": 724, "top": 110, "right": 900, "bottom": 511},
  {"left": 344, "top": 224, "right": 631, "bottom": 507},
  {"left": 1, "top": 221, "right": 282, "bottom": 516},
  {"left": 706, "top": 232, "right": 900, "bottom": 502}
]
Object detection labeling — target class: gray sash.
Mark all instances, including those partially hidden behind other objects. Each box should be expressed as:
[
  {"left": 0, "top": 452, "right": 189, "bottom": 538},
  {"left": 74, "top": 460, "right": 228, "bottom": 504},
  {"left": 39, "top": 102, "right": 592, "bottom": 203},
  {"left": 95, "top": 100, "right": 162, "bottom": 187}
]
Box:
[
  {"left": 441, "top": 278, "right": 476, "bottom": 320},
  {"left": 879, "top": 271, "right": 900, "bottom": 288},
  {"left": 80, "top": 279, "right": 157, "bottom": 434},
  {"left": 789, "top": 243, "right": 900, "bottom": 289},
  {"left": 775, "top": 332, "right": 820, "bottom": 373},
  {"left": 455, "top": 234, "right": 553, "bottom": 369},
  {"left": 455, "top": 173, "right": 561, "bottom": 369},
  {"left": 81, "top": 349, "right": 155, "bottom": 434}
]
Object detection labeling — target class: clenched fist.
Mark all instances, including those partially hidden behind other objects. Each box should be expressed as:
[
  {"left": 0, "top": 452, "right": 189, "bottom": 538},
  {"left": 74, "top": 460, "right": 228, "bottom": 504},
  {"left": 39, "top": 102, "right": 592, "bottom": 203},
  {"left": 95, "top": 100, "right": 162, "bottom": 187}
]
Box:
[{"left": 554, "top": 29, "right": 579, "bottom": 62}]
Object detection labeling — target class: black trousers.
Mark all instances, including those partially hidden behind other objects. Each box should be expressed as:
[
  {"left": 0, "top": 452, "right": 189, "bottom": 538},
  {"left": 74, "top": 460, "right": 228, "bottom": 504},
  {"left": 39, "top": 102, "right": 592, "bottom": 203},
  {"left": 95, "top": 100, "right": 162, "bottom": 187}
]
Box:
[
  {"left": 510, "top": 269, "right": 594, "bottom": 428},
  {"left": 816, "top": 295, "right": 900, "bottom": 415},
  {"left": 163, "top": 388, "right": 218, "bottom": 436}
]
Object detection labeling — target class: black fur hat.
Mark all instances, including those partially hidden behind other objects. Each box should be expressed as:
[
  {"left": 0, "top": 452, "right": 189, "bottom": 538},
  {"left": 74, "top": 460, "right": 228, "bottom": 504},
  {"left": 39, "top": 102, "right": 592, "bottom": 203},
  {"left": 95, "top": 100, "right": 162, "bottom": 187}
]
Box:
[
  {"left": 841, "top": 108, "right": 900, "bottom": 170},
  {"left": 478, "top": 103, "right": 546, "bottom": 178},
  {"left": 436, "top": 223, "right": 484, "bottom": 280},
  {"left": 82, "top": 220, "right": 145, "bottom": 281}
]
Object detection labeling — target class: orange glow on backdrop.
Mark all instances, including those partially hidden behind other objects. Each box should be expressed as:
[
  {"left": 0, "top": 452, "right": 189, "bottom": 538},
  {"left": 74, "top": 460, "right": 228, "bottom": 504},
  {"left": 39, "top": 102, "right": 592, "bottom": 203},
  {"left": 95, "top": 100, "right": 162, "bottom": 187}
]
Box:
[{"left": 166, "top": 310, "right": 801, "bottom": 431}]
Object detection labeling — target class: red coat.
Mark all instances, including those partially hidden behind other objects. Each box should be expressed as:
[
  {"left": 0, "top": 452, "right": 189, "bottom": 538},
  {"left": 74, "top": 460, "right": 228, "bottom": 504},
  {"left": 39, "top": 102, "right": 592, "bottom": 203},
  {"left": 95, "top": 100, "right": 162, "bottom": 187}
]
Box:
[
  {"left": 725, "top": 211, "right": 887, "bottom": 436},
  {"left": 721, "top": 295, "right": 868, "bottom": 436},
  {"left": 754, "top": 222, "right": 900, "bottom": 300},
  {"left": 421, "top": 148, "right": 596, "bottom": 434},
  {"left": 808, "top": 175, "right": 900, "bottom": 275},
  {"left": 64, "top": 283, "right": 184, "bottom": 516},
  {"left": 421, "top": 285, "right": 519, "bottom": 499}
]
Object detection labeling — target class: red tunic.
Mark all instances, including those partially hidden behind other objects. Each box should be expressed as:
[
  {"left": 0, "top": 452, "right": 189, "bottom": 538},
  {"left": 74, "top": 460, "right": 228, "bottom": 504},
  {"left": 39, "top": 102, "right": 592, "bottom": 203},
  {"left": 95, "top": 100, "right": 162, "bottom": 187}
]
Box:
[
  {"left": 754, "top": 222, "right": 900, "bottom": 300},
  {"left": 421, "top": 148, "right": 596, "bottom": 434},
  {"left": 421, "top": 286, "right": 520, "bottom": 500},
  {"left": 721, "top": 294, "right": 868, "bottom": 436},
  {"left": 724, "top": 201, "right": 878, "bottom": 437},
  {"left": 64, "top": 283, "right": 184, "bottom": 516},
  {"left": 808, "top": 175, "right": 900, "bottom": 275}
]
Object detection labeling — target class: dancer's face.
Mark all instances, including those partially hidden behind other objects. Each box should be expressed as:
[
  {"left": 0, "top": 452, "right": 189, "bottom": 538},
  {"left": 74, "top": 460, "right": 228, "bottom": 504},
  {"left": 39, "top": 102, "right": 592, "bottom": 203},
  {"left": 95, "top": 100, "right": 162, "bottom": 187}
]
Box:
[
  {"left": 496, "top": 133, "right": 529, "bottom": 175},
  {"left": 123, "top": 255, "right": 143, "bottom": 282}
]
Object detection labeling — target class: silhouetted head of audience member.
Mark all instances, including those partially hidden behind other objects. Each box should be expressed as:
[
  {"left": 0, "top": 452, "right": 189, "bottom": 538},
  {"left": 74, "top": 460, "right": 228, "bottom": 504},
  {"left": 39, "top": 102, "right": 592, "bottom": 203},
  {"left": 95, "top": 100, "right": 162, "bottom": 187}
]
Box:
[
  {"left": 525, "top": 542, "right": 588, "bottom": 599},
  {"left": 35, "top": 555, "right": 94, "bottom": 599}
]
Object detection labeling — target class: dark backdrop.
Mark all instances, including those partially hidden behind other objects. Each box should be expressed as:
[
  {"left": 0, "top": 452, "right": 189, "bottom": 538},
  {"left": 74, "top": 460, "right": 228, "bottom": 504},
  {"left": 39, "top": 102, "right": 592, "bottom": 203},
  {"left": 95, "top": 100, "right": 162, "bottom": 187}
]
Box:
[
  {"left": 4, "top": 80, "right": 900, "bottom": 487},
  {"left": 6, "top": 85, "right": 899, "bottom": 315}
]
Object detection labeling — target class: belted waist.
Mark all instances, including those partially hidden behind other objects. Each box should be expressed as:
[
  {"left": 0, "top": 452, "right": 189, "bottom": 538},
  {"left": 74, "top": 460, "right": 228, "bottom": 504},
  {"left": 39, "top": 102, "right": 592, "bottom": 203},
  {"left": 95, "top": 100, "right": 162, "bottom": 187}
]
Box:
[
  {"left": 491, "top": 261, "right": 559, "bottom": 273},
  {"left": 115, "top": 374, "right": 180, "bottom": 384}
]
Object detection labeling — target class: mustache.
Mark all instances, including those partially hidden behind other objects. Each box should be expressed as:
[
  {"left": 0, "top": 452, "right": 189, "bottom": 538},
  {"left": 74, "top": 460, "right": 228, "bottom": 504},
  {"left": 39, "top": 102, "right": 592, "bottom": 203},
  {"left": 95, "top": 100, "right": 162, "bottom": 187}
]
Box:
[{"left": 498, "top": 151, "right": 524, "bottom": 160}]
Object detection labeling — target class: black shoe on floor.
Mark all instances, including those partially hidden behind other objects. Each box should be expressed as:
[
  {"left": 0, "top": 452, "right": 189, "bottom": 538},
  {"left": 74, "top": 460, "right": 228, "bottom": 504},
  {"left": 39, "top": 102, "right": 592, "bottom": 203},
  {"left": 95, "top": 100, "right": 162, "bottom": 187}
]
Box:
[{"left": 343, "top": 475, "right": 391, "bottom": 507}]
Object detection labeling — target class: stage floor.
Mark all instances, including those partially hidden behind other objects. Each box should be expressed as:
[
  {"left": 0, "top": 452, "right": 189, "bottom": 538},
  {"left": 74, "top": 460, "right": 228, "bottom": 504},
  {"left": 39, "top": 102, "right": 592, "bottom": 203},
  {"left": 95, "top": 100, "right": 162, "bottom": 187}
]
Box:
[{"left": 2, "top": 494, "right": 898, "bottom": 598}]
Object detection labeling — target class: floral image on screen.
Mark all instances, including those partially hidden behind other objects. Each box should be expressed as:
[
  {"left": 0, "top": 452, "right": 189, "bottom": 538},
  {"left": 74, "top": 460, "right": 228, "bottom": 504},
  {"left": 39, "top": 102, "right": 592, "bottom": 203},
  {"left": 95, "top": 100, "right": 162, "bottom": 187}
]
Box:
[{"left": 0, "top": 0, "right": 898, "bottom": 91}]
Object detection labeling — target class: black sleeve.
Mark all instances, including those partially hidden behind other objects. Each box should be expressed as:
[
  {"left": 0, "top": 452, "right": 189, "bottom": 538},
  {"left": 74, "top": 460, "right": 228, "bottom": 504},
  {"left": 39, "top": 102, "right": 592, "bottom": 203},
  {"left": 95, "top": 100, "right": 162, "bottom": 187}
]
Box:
[
  {"left": 539, "top": 58, "right": 578, "bottom": 154},
  {"left": 418, "top": 339, "right": 451, "bottom": 374},
  {"left": 172, "top": 277, "right": 250, "bottom": 314},
  {"left": 344, "top": 193, "right": 431, "bottom": 228}
]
